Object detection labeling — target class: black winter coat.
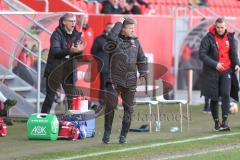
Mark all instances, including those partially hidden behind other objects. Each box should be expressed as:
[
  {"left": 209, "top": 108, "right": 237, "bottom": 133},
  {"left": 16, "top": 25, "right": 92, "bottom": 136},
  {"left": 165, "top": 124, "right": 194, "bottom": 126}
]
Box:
[
  {"left": 91, "top": 33, "right": 109, "bottom": 74},
  {"left": 199, "top": 32, "right": 240, "bottom": 101},
  {"left": 106, "top": 22, "right": 148, "bottom": 89},
  {"left": 44, "top": 23, "right": 82, "bottom": 79}
]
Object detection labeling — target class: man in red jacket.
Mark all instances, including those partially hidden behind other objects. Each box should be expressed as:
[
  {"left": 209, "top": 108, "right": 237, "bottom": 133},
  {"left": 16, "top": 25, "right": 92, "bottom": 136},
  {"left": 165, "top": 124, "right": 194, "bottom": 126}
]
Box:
[{"left": 199, "top": 18, "right": 240, "bottom": 131}]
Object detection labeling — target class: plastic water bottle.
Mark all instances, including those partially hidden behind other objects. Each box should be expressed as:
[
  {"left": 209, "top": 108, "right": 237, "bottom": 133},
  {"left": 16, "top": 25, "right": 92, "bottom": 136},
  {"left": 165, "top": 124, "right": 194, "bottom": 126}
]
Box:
[
  {"left": 170, "top": 127, "right": 179, "bottom": 133},
  {"left": 155, "top": 121, "right": 161, "bottom": 132}
]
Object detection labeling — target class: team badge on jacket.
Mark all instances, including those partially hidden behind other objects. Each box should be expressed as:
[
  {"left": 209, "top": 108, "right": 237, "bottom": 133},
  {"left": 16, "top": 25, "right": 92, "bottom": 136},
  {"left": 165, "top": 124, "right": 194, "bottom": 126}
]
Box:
[
  {"left": 226, "top": 40, "right": 229, "bottom": 46},
  {"left": 130, "top": 39, "right": 136, "bottom": 47}
]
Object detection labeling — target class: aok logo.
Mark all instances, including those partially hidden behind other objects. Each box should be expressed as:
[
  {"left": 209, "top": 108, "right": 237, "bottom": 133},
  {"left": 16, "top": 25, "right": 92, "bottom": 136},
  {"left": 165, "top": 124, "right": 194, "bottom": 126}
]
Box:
[
  {"left": 31, "top": 126, "right": 47, "bottom": 135},
  {"left": 51, "top": 119, "right": 59, "bottom": 133}
]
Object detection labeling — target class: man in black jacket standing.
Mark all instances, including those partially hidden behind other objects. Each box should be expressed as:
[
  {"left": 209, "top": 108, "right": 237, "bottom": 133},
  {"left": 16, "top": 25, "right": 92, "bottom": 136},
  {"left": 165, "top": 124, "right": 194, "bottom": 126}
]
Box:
[
  {"left": 199, "top": 18, "right": 240, "bottom": 131},
  {"left": 102, "top": 17, "right": 148, "bottom": 144},
  {"left": 41, "top": 13, "right": 85, "bottom": 113},
  {"left": 91, "top": 22, "right": 114, "bottom": 105}
]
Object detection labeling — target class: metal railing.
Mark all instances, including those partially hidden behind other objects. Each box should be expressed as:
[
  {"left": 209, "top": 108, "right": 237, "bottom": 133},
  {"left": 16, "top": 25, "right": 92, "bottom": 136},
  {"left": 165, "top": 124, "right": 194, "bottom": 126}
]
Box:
[
  {"left": 171, "top": 6, "right": 189, "bottom": 99},
  {"left": 85, "top": 0, "right": 100, "bottom": 14},
  {"left": 37, "top": 0, "right": 49, "bottom": 12},
  {"left": 0, "top": 46, "right": 36, "bottom": 74},
  {"left": 23, "top": 14, "right": 52, "bottom": 35},
  {"left": 0, "top": 29, "right": 38, "bottom": 73},
  {"left": 3, "top": 0, "right": 35, "bottom": 12},
  {"left": 1, "top": 14, "right": 42, "bottom": 113}
]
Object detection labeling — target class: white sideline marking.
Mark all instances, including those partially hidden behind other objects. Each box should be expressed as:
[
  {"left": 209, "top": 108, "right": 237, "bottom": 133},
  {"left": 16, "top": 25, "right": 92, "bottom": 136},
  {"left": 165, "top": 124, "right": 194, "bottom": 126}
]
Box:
[
  {"left": 53, "top": 132, "right": 240, "bottom": 160},
  {"left": 161, "top": 144, "right": 240, "bottom": 160}
]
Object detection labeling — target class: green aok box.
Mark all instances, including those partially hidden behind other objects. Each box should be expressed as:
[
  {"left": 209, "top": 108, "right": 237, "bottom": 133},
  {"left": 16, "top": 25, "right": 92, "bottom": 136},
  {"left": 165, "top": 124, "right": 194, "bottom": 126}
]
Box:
[{"left": 27, "top": 114, "right": 59, "bottom": 140}]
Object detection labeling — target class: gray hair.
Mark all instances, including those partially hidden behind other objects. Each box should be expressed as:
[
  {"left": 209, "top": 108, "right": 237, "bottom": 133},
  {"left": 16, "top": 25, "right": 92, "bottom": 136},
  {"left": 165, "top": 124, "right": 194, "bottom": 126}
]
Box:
[{"left": 61, "top": 13, "right": 76, "bottom": 20}]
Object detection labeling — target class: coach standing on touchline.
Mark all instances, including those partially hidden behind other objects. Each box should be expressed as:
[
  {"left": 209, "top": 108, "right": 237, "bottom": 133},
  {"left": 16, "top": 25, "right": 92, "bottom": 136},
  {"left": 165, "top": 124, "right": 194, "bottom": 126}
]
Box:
[{"left": 199, "top": 18, "right": 240, "bottom": 131}]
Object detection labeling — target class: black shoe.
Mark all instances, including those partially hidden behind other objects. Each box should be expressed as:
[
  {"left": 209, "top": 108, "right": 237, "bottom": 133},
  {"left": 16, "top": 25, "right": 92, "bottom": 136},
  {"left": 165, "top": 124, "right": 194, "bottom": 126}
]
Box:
[
  {"left": 219, "top": 122, "right": 231, "bottom": 131},
  {"left": 213, "top": 121, "right": 220, "bottom": 131},
  {"left": 202, "top": 108, "right": 211, "bottom": 114},
  {"left": 102, "top": 137, "right": 110, "bottom": 144},
  {"left": 4, "top": 99, "right": 17, "bottom": 110},
  {"left": 90, "top": 103, "right": 104, "bottom": 116},
  {"left": 119, "top": 136, "right": 127, "bottom": 144},
  {"left": 3, "top": 117, "right": 13, "bottom": 126},
  {"left": 0, "top": 109, "right": 7, "bottom": 117},
  {"left": 95, "top": 104, "right": 104, "bottom": 115}
]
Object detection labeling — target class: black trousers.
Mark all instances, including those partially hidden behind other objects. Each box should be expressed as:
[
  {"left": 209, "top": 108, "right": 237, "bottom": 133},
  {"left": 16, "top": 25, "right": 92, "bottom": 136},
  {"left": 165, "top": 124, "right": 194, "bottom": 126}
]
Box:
[
  {"left": 204, "top": 97, "right": 210, "bottom": 110},
  {"left": 41, "top": 74, "right": 74, "bottom": 114},
  {"left": 103, "top": 84, "right": 135, "bottom": 138},
  {"left": 210, "top": 70, "right": 231, "bottom": 122},
  {"left": 99, "top": 73, "right": 109, "bottom": 105}
]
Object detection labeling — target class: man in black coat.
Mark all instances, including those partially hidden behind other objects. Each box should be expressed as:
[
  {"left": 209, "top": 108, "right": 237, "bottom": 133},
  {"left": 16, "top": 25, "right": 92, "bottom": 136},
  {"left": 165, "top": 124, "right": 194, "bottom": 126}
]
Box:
[
  {"left": 199, "top": 18, "right": 240, "bottom": 131},
  {"left": 102, "top": 17, "right": 148, "bottom": 144},
  {"left": 41, "top": 13, "right": 85, "bottom": 113},
  {"left": 91, "top": 22, "right": 114, "bottom": 105}
]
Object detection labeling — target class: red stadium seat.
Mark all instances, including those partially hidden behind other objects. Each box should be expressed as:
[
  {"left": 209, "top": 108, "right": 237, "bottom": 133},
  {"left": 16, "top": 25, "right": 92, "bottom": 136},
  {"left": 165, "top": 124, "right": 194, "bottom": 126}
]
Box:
[
  {"left": 181, "top": 0, "right": 189, "bottom": 5},
  {"left": 87, "top": 2, "right": 96, "bottom": 14},
  {"left": 158, "top": 0, "right": 166, "bottom": 5},
  {"left": 76, "top": 0, "right": 88, "bottom": 11},
  {"left": 0, "top": 0, "right": 9, "bottom": 10}
]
